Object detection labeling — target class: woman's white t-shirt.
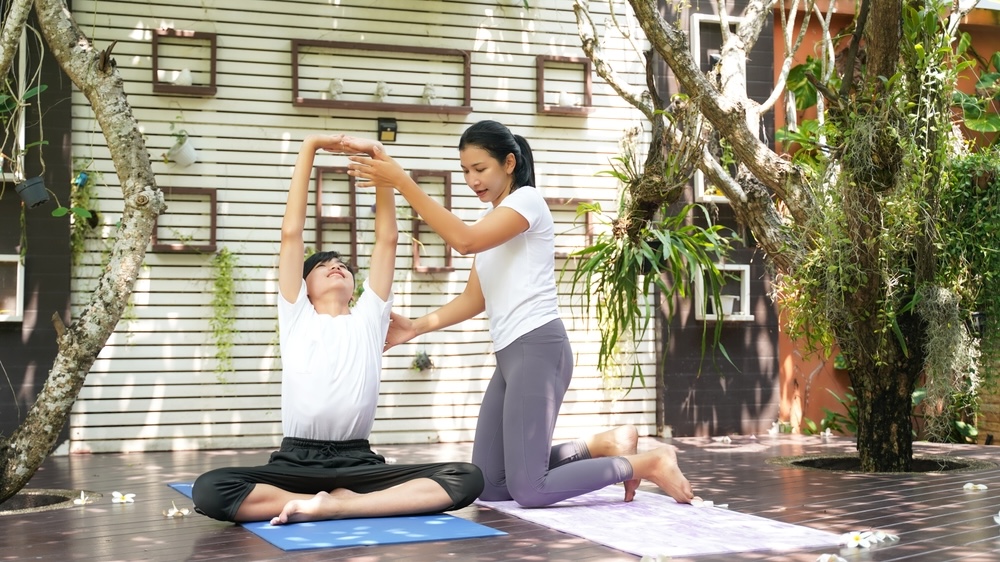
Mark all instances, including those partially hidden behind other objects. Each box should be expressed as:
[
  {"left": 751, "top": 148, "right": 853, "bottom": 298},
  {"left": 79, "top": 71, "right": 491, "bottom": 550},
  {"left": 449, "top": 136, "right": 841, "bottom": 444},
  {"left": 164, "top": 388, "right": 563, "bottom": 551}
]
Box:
[
  {"left": 474, "top": 186, "right": 560, "bottom": 351},
  {"left": 277, "top": 279, "right": 392, "bottom": 441}
]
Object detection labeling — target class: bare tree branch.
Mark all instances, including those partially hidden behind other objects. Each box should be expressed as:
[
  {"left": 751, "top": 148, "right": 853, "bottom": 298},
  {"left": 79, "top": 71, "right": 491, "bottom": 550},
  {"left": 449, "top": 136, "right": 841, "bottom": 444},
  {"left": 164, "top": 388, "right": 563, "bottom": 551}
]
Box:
[
  {"left": 0, "top": 0, "right": 32, "bottom": 80},
  {"left": 627, "top": 0, "right": 816, "bottom": 228}
]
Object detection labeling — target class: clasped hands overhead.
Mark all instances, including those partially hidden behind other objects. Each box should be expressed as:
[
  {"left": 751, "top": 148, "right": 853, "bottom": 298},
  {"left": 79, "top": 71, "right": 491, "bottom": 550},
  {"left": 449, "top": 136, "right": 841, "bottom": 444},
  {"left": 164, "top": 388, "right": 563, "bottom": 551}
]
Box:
[{"left": 338, "top": 136, "right": 406, "bottom": 189}]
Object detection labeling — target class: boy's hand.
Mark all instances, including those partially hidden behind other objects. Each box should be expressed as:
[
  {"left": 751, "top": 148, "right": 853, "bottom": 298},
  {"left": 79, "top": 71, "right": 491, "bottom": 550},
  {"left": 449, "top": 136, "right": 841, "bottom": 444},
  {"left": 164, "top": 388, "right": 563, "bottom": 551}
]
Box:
[
  {"left": 341, "top": 136, "right": 385, "bottom": 157},
  {"left": 306, "top": 134, "right": 347, "bottom": 153}
]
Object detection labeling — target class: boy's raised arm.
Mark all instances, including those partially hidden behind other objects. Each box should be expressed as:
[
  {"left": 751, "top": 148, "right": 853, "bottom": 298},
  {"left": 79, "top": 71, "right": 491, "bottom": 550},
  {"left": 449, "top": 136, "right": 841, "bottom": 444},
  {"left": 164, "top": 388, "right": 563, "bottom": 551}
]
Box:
[{"left": 278, "top": 134, "right": 345, "bottom": 303}]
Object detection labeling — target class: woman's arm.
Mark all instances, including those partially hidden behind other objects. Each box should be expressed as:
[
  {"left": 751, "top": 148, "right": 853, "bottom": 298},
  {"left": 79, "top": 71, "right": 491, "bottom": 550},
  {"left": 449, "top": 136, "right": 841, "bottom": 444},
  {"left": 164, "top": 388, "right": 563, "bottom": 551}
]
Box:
[
  {"left": 343, "top": 147, "right": 527, "bottom": 255},
  {"left": 384, "top": 264, "right": 486, "bottom": 349}
]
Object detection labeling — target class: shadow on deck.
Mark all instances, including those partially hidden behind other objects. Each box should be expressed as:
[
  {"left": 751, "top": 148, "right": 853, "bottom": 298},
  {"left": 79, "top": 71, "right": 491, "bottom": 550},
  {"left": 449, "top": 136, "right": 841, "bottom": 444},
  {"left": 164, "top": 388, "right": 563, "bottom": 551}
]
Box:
[{"left": 2, "top": 435, "right": 1000, "bottom": 561}]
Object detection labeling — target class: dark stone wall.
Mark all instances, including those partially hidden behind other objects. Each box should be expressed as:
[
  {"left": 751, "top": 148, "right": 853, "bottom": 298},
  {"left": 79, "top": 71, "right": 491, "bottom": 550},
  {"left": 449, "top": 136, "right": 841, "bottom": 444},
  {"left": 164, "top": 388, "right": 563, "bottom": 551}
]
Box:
[
  {"left": 652, "top": 1, "right": 780, "bottom": 437},
  {"left": 0, "top": 18, "right": 74, "bottom": 442}
]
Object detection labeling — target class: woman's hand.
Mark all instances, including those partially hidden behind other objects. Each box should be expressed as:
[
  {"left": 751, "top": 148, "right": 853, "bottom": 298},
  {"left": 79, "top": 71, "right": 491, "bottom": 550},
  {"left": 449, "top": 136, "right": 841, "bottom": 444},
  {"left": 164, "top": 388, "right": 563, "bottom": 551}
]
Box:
[
  {"left": 385, "top": 312, "right": 418, "bottom": 351},
  {"left": 347, "top": 150, "right": 409, "bottom": 190}
]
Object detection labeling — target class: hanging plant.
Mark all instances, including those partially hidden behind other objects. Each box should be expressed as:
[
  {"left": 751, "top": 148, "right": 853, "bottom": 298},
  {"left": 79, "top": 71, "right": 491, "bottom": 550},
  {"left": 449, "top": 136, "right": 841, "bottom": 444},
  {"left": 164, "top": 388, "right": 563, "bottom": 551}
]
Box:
[
  {"left": 411, "top": 349, "right": 434, "bottom": 372},
  {"left": 210, "top": 247, "right": 238, "bottom": 382}
]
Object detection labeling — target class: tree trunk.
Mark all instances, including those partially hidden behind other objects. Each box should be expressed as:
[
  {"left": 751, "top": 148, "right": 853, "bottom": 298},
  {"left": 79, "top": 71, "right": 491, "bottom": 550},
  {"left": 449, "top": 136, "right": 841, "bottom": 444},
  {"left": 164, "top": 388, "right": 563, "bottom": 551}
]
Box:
[
  {"left": 852, "top": 366, "right": 916, "bottom": 471},
  {"left": 0, "top": 0, "right": 164, "bottom": 503}
]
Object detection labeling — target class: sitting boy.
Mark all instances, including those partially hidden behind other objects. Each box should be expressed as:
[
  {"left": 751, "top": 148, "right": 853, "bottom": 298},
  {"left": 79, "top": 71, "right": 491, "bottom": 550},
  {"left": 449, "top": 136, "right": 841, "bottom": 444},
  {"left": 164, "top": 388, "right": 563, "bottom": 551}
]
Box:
[{"left": 192, "top": 134, "right": 483, "bottom": 525}]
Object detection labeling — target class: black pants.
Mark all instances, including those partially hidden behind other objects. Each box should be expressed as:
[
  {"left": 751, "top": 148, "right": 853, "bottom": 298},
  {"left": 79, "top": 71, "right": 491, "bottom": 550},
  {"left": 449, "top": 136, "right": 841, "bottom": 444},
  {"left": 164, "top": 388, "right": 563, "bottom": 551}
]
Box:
[{"left": 192, "top": 437, "right": 484, "bottom": 522}]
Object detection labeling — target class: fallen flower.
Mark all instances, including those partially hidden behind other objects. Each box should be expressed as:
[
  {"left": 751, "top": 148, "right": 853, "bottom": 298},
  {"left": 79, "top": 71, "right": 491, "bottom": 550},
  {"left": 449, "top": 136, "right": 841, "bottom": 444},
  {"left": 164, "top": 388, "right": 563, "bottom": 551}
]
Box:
[
  {"left": 963, "top": 482, "right": 988, "bottom": 491},
  {"left": 162, "top": 501, "right": 190, "bottom": 517},
  {"left": 868, "top": 530, "right": 899, "bottom": 543},
  {"left": 994, "top": 511, "right": 1000, "bottom": 526},
  {"left": 840, "top": 531, "right": 873, "bottom": 548},
  {"left": 840, "top": 529, "right": 899, "bottom": 549},
  {"left": 816, "top": 555, "right": 847, "bottom": 562},
  {"left": 639, "top": 555, "right": 672, "bottom": 562},
  {"left": 112, "top": 491, "right": 136, "bottom": 503},
  {"left": 72, "top": 491, "right": 92, "bottom": 505}
]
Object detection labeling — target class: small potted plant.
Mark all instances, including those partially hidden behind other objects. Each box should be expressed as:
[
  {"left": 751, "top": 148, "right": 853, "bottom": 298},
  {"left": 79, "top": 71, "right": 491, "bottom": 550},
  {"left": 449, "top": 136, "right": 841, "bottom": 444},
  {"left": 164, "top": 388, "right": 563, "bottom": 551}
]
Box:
[
  {"left": 15, "top": 175, "right": 48, "bottom": 208},
  {"left": 411, "top": 350, "right": 434, "bottom": 372},
  {"left": 164, "top": 120, "right": 197, "bottom": 167}
]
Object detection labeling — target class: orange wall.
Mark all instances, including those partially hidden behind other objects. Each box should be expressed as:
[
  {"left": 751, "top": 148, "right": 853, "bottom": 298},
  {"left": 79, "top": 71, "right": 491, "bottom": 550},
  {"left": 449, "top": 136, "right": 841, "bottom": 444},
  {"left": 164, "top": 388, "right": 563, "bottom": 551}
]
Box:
[{"left": 772, "top": 5, "right": 1000, "bottom": 431}]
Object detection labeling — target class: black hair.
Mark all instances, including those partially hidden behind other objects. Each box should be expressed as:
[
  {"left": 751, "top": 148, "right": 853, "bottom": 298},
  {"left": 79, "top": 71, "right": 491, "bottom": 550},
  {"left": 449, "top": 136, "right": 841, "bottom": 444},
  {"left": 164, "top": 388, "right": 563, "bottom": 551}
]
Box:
[
  {"left": 303, "top": 250, "right": 356, "bottom": 281},
  {"left": 458, "top": 120, "right": 536, "bottom": 191}
]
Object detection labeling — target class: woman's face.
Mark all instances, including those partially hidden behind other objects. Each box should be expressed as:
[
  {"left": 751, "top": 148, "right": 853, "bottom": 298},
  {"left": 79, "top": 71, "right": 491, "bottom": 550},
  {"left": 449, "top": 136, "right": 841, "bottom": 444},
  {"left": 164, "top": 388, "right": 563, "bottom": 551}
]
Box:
[{"left": 460, "top": 145, "right": 516, "bottom": 207}]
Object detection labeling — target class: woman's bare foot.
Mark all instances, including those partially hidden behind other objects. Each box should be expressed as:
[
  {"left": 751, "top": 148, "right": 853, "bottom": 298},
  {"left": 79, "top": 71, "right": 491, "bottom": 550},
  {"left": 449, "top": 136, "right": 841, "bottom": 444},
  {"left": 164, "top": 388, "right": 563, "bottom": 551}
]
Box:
[
  {"left": 636, "top": 446, "right": 694, "bottom": 504},
  {"left": 589, "top": 425, "right": 641, "bottom": 501},
  {"left": 269, "top": 488, "right": 360, "bottom": 525}
]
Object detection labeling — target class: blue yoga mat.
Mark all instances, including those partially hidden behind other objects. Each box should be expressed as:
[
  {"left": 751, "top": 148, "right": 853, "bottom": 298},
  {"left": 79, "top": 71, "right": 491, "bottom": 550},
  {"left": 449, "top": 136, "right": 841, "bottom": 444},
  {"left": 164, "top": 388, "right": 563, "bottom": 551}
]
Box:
[{"left": 168, "top": 482, "right": 505, "bottom": 551}]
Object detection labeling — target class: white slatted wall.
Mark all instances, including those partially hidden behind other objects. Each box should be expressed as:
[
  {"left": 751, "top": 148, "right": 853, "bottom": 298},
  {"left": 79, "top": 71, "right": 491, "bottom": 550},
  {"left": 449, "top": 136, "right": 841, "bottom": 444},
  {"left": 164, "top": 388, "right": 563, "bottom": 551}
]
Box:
[{"left": 68, "top": 0, "right": 658, "bottom": 453}]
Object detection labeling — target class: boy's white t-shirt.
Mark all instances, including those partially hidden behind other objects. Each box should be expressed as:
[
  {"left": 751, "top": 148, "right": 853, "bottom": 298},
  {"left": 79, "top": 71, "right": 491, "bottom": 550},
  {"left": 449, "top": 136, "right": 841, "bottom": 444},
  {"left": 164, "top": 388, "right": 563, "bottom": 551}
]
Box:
[
  {"left": 474, "top": 186, "right": 560, "bottom": 351},
  {"left": 277, "top": 279, "right": 392, "bottom": 441}
]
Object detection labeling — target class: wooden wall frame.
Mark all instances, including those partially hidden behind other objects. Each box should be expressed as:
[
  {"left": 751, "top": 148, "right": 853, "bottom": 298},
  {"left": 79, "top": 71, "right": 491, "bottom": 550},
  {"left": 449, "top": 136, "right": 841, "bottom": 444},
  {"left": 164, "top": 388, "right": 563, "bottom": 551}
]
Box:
[
  {"left": 536, "top": 55, "right": 594, "bottom": 116},
  {"left": 545, "top": 197, "right": 594, "bottom": 257},
  {"left": 694, "top": 263, "right": 754, "bottom": 322},
  {"left": 151, "top": 187, "right": 218, "bottom": 253},
  {"left": 152, "top": 29, "right": 218, "bottom": 97},
  {"left": 292, "top": 40, "right": 472, "bottom": 114},
  {"left": 410, "top": 170, "right": 454, "bottom": 273},
  {"left": 0, "top": 253, "right": 24, "bottom": 322},
  {"left": 314, "top": 166, "right": 358, "bottom": 267}
]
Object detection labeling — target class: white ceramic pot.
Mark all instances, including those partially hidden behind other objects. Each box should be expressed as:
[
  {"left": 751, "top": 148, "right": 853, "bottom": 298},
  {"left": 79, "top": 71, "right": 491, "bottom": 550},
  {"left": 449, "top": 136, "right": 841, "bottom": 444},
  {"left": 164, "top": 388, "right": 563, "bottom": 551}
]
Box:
[{"left": 168, "top": 138, "right": 198, "bottom": 167}]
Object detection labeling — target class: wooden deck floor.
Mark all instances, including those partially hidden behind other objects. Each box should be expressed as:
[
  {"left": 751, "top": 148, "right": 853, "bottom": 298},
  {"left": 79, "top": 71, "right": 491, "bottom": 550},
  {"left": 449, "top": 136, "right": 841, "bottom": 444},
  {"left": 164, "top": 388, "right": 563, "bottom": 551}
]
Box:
[{"left": 3, "top": 435, "right": 1000, "bottom": 561}]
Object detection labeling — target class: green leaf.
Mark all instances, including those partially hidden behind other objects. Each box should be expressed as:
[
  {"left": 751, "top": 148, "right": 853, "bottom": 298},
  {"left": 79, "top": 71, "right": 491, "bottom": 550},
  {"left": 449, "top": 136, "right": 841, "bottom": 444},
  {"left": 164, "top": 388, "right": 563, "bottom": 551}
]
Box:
[
  {"left": 965, "top": 113, "right": 1000, "bottom": 133},
  {"left": 51, "top": 207, "right": 69, "bottom": 217}
]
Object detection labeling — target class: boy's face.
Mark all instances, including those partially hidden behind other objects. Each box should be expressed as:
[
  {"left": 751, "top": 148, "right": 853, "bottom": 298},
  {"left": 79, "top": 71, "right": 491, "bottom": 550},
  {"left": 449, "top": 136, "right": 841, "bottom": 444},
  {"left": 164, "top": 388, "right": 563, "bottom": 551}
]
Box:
[{"left": 305, "top": 259, "right": 355, "bottom": 303}]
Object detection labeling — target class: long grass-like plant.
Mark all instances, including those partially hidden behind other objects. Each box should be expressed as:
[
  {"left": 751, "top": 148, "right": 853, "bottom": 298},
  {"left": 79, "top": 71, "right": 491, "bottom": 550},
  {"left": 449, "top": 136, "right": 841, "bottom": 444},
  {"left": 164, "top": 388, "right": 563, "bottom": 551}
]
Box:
[{"left": 566, "top": 196, "right": 734, "bottom": 386}]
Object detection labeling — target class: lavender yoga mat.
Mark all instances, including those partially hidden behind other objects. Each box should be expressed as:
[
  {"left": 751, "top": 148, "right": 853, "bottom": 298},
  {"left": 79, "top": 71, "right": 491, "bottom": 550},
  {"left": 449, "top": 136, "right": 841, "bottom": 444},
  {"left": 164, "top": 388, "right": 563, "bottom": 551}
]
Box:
[{"left": 476, "top": 486, "right": 841, "bottom": 559}]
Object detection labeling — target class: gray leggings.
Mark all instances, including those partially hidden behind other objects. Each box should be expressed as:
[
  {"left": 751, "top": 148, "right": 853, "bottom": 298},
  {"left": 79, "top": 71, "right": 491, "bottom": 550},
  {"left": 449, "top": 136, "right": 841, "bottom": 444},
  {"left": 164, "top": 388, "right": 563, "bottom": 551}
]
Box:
[{"left": 473, "top": 318, "right": 633, "bottom": 507}]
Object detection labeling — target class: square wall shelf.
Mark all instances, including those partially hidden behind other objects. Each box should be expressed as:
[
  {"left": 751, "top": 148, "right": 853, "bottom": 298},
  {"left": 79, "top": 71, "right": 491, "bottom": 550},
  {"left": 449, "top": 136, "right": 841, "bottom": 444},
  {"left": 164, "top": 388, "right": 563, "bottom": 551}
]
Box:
[
  {"left": 152, "top": 29, "right": 218, "bottom": 97},
  {"left": 314, "top": 167, "right": 358, "bottom": 267},
  {"left": 545, "top": 197, "right": 593, "bottom": 258},
  {"left": 0, "top": 254, "right": 24, "bottom": 322},
  {"left": 693, "top": 170, "right": 729, "bottom": 204},
  {"left": 536, "top": 55, "right": 595, "bottom": 116},
  {"left": 694, "top": 263, "right": 753, "bottom": 322},
  {"left": 410, "top": 170, "right": 454, "bottom": 273},
  {"left": 292, "top": 40, "right": 472, "bottom": 114},
  {"left": 151, "top": 187, "right": 218, "bottom": 253}
]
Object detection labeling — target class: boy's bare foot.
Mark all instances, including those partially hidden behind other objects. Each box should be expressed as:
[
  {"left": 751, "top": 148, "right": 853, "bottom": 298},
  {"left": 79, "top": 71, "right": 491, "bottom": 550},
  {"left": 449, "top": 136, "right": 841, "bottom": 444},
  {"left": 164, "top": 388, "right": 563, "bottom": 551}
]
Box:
[
  {"left": 269, "top": 488, "right": 360, "bottom": 525},
  {"left": 590, "top": 425, "right": 641, "bottom": 501}
]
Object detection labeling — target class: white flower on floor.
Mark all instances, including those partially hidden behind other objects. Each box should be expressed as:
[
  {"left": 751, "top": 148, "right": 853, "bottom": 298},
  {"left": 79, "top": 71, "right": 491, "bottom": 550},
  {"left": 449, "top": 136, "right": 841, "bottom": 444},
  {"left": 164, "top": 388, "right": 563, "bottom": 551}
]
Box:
[
  {"left": 816, "top": 555, "right": 847, "bottom": 562},
  {"left": 639, "top": 555, "right": 671, "bottom": 562},
  {"left": 162, "top": 501, "right": 190, "bottom": 517},
  {"left": 840, "top": 531, "right": 873, "bottom": 548},
  {"left": 820, "top": 428, "right": 833, "bottom": 438},
  {"left": 840, "top": 529, "right": 899, "bottom": 548},
  {"left": 768, "top": 422, "right": 780, "bottom": 436},
  {"left": 72, "top": 491, "right": 92, "bottom": 505},
  {"left": 868, "top": 530, "right": 899, "bottom": 543},
  {"left": 993, "top": 511, "right": 1000, "bottom": 525},
  {"left": 963, "top": 482, "right": 988, "bottom": 491},
  {"left": 112, "top": 491, "right": 135, "bottom": 503}
]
